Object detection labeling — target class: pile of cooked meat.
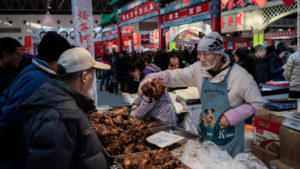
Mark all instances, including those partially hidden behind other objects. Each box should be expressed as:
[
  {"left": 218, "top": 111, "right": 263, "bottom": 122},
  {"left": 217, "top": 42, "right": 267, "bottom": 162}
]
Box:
[
  {"left": 89, "top": 107, "right": 159, "bottom": 156},
  {"left": 119, "top": 149, "right": 190, "bottom": 169}
]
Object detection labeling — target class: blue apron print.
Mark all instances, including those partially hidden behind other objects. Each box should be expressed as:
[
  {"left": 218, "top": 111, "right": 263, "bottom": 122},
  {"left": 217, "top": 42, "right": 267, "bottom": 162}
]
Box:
[{"left": 198, "top": 65, "right": 245, "bottom": 157}]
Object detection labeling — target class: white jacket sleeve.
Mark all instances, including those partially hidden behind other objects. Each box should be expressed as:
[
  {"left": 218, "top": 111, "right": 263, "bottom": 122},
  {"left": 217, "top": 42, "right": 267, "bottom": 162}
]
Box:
[
  {"left": 167, "top": 62, "right": 200, "bottom": 88},
  {"left": 283, "top": 55, "right": 294, "bottom": 81},
  {"left": 238, "top": 75, "right": 264, "bottom": 110}
]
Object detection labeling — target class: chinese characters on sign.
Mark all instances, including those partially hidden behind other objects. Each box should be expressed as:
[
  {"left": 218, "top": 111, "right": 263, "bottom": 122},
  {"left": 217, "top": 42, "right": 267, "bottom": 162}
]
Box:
[
  {"left": 163, "top": 1, "right": 209, "bottom": 23},
  {"left": 103, "top": 29, "right": 118, "bottom": 38},
  {"left": 72, "top": 1, "right": 95, "bottom": 53},
  {"left": 120, "top": 1, "right": 158, "bottom": 23},
  {"left": 72, "top": 0, "right": 98, "bottom": 104},
  {"left": 264, "top": 30, "right": 297, "bottom": 38},
  {"left": 222, "top": 0, "right": 244, "bottom": 10},
  {"left": 221, "top": 13, "right": 243, "bottom": 33}
]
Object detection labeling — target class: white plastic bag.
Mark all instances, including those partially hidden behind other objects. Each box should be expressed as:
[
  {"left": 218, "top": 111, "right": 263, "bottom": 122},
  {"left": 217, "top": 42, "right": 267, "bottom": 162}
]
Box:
[
  {"left": 229, "top": 153, "right": 268, "bottom": 169},
  {"left": 181, "top": 141, "right": 267, "bottom": 169},
  {"left": 196, "top": 141, "right": 232, "bottom": 169},
  {"left": 180, "top": 140, "right": 204, "bottom": 169}
]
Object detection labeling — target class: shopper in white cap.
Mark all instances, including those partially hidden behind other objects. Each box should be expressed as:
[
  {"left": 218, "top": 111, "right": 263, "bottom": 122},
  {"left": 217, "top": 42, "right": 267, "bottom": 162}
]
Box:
[
  {"left": 20, "top": 47, "right": 110, "bottom": 169},
  {"left": 140, "top": 32, "right": 263, "bottom": 157}
]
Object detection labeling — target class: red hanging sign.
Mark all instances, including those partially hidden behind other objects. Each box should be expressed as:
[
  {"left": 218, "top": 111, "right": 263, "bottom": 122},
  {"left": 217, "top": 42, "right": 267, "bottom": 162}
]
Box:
[
  {"left": 120, "top": 1, "right": 158, "bottom": 23},
  {"left": 163, "top": 1, "right": 209, "bottom": 23},
  {"left": 255, "top": 0, "right": 267, "bottom": 8},
  {"left": 221, "top": 0, "right": 229, "bottom": 5},
  {"left": 141, "top": 33, "right": 150, "bottom": 45},
  {"left": 282, "top": 0, "right": 294, "bottom": 8}
]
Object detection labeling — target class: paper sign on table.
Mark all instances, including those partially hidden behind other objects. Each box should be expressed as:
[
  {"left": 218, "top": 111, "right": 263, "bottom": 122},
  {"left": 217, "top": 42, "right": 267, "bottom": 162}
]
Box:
[{"left": 147, "top": 131, "right": 185, "bottom": 148}]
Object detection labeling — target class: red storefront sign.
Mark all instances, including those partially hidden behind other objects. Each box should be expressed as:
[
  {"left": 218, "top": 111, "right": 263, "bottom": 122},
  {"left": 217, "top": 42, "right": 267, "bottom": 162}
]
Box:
[
  {"left": 120, "top": 1, "right": 158, "bottom": 23},
  {"left": 141, "top": 33, "right": 150, "bottom": 45},
  {"left": 122, "top": 27, "right": 134, "bottom": 41},
  {"left": 163, "top": 1, "right": 209, "bottom": 23},
  {"left": 264, "top": 30, "right": 297, "bottom": 38},
  {"left": 103, "top": 29, "right": 118, "bottom": 38},
  {"left": 94, "top": 41, "right": 105, "bottom": 57},
  {"left": 122, "top": 27, "right": 133, "bottom": 36},
  {"left": 221, "top": 13, "right": 243, "bottom": 33}
]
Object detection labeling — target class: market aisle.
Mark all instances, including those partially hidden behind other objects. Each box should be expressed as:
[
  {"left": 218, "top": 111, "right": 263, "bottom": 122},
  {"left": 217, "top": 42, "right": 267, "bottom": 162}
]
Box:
[{"left": 96, "top": 81, "right": 128, "bottom": 107}]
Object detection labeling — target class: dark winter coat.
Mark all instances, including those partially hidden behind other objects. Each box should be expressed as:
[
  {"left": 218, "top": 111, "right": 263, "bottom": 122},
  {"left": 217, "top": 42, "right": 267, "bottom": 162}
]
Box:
[
  {"left": 20, "top": 80, "right": 108, "bottom": 169},
  {"left": 268, "top": 54, "right": 285, "bottom": 81},
  {"left": 0, "top": 58, "right": 56, "bottom": 168}
]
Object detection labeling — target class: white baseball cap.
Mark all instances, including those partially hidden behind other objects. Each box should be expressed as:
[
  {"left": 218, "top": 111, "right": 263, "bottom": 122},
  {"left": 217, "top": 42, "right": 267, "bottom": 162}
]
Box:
[{"left": 58, "top": 47, "right": 110, "bottom": 73}]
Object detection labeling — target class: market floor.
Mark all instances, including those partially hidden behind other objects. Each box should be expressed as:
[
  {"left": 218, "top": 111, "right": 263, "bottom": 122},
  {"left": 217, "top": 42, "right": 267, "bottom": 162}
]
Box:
[{"left": 96, "top": 80, "right": 128, "bottom": 107}]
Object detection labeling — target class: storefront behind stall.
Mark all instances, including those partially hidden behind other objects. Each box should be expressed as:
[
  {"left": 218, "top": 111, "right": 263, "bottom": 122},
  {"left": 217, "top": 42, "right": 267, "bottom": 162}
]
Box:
[
  {"left": 159, "top": 0, "right": 212, "bottom": 50},
  {"left": 221, "top": 0, "right": 298, "bottom": 48},
  {"left": 118, "top": 0, "right": 160, "bottom": 52}
]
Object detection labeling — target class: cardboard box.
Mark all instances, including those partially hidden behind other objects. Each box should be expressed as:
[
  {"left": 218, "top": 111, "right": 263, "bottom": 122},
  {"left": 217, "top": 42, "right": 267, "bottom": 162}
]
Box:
[
  {"left": 279, "top": 126, "right": 300, "bottom": 168},
  {"left": 254, "top": 109, "right": 286, "bottom": 153},
  {"left": 252, "top": 145, "right": 279, "bottom": 167},
  {"left": 270, "top": 160, "right": 298, "bottom": 169}
]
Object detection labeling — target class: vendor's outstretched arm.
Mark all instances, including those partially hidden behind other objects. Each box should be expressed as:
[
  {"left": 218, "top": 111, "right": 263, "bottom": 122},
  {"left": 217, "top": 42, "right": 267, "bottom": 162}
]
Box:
[{"left": 145, "top": 63, "right": 199, "bottom": 88}]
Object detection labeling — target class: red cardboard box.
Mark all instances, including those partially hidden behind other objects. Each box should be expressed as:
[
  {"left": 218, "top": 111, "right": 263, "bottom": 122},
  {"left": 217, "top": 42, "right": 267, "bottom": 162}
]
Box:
[{"left": 254, "top": 109, "right": 286, "bottom": 154}]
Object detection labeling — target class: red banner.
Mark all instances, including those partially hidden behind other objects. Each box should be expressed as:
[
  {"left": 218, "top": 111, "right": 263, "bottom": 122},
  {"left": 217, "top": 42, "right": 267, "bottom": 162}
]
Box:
[
  {"left": 94, "top": 41, "right": 106, "bottom": 57},
  {"left": 224, "top": 41, "right": 250, "bottom": 50},
  {"left": 120, "top": 1, "right": 158, "bottom": 23},
  {"left": 141, "top": 33, "right": 150, "bottom": 45},
  {"left": 264, "top": 30, "right": 297, "bottom": 38},
  {"left": 163, "top": 1, "right": 209, "bottom": 23},
  {"left": 122, "top": 27, "right": 134, "bottom": 36},
  {"left": 103, "top": 29, "right": 117, "bottom": 38}
]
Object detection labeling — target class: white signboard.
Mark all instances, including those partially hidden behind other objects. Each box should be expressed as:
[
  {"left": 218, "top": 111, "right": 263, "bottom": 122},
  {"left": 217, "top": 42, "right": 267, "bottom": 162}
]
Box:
[{"left": 72, "top": 0, "right": 98, "bottom": 105}]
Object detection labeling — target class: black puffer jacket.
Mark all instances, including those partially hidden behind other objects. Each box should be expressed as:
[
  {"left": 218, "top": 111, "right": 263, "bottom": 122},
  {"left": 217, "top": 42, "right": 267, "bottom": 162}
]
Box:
[{"left": 20, "top": 80, "right": 108, "bottom": 169}]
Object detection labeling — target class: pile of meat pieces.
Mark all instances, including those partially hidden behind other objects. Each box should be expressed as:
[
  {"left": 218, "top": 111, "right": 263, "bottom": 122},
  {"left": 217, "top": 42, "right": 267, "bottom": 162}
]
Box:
[
  {"left": 89, "top": 107, "right": 159, "bottom": 156},
  {"left": 121, "top": 149, "right": 190, "bottom": 169}
]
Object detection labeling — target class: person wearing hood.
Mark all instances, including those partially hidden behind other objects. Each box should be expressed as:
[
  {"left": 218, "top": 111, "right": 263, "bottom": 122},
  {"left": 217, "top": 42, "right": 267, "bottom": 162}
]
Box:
[
  {"left": 0, "top": 31, "right": 71, "bottom": 169},
  {"left": 140, "top": 32, "right": 263, "bottom": 157},
  {"left": 20, "top": 47, "right": 110, "bottom": 169}
]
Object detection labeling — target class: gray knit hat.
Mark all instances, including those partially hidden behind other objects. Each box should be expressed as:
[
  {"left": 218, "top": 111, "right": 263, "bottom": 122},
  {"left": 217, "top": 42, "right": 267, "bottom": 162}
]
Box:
[{"left": 197, "top": 32, "right": 228, "bottom": 57}]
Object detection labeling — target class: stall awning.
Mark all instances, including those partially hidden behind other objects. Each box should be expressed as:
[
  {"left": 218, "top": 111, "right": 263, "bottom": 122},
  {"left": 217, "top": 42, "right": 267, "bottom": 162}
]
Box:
[
  {"left": 107, "top": 0, "right": 120, "bottom": 6},
  {"left": 99, "top": 10, "right": 117, "bottom": 26}
]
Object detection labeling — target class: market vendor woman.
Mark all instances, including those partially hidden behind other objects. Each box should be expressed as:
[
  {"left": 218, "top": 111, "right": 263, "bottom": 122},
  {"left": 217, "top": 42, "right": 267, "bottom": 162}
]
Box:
[{"left": 142, "top": 32, "right": 263, "bottom": 157}]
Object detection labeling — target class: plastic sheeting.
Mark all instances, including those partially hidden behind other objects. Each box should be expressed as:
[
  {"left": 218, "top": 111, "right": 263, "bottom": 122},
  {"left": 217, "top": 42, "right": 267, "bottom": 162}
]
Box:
[{"left": 181, "top": 140, "right": 268, "bottom": 169}]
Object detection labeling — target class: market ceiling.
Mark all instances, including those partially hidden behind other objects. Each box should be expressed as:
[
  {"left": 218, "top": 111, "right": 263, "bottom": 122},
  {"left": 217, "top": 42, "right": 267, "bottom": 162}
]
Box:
[{"left": 0, "top": 0, "right": 133, "bottom": 14}]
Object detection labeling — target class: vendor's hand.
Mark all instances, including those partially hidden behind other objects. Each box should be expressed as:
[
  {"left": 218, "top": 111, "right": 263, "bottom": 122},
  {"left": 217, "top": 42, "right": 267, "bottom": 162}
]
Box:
[
  {"left": 138, "top": 77, "right": 153, "bottom": 94},
  {"left": 122, "top": 92, "right": 129, "bottom": 96},
  {"left": 132, "top": 105, "right": 138, "bottom": 110},
  {"left": 219, "top": 115, "right": 230, "bottom": 129}
]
